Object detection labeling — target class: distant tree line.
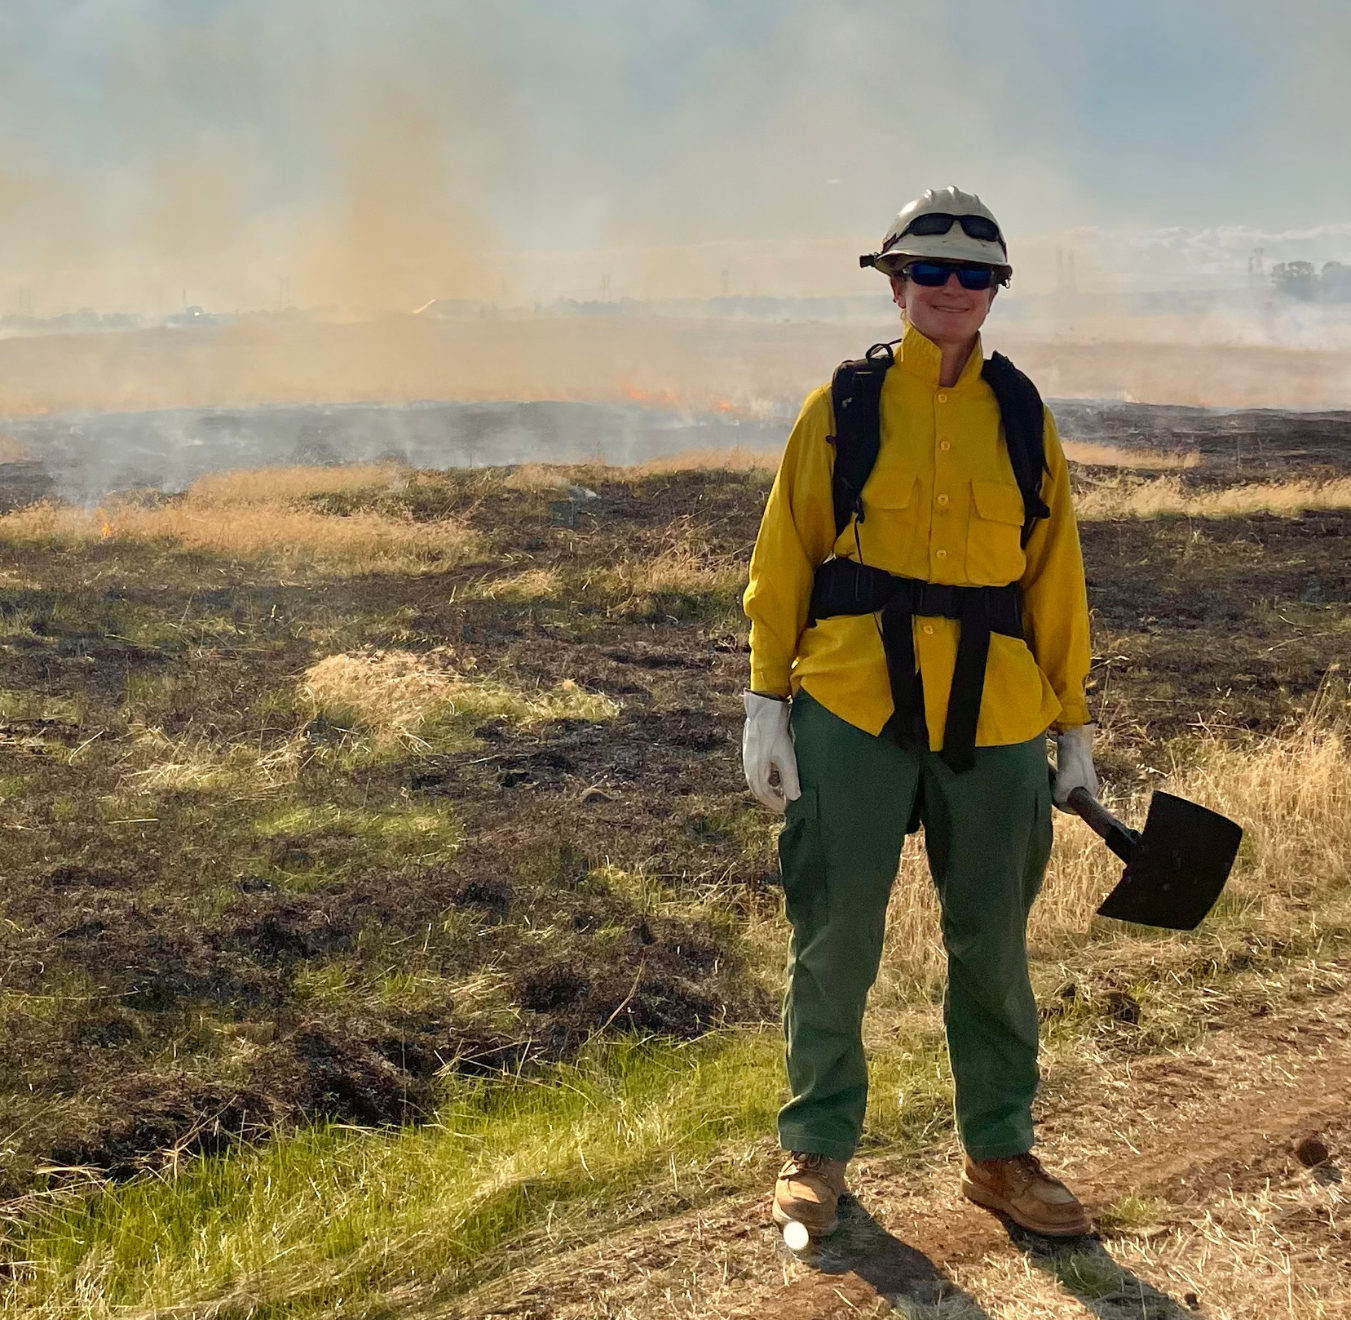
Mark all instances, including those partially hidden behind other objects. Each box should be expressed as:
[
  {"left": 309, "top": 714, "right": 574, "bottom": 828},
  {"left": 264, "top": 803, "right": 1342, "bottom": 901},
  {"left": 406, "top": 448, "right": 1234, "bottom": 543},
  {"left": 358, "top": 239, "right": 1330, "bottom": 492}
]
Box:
[{"left": 1271, "top": 261, "right": 1351, "bottom": 301}]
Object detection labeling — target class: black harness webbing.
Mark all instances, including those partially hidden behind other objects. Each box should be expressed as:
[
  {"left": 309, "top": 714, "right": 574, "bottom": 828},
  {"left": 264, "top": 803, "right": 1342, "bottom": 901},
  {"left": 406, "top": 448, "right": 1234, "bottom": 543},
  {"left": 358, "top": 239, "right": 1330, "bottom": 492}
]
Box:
[
  {"left": 817, "top": 341, "right": 1048, "bottom": 774},
  {"left": 810, "top": 560, "right": 1023, "bottom": 773}
]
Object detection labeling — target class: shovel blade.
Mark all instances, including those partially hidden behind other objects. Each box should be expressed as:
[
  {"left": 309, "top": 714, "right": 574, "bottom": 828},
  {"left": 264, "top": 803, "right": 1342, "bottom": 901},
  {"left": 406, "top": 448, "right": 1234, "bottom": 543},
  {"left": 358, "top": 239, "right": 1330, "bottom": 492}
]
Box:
[{"left": 1096, "top": 791, "right": 1243, "bottom": 931}]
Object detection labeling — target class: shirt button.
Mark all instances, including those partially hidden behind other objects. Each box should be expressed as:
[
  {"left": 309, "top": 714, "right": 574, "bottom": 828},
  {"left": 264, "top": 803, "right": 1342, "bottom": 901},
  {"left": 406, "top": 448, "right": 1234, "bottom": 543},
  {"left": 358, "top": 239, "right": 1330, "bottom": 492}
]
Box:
[
  {"left": 937, "top": 393, "right": 948, "bottom": 403},
  {"left": 939, "top": 440, "right": 951, "bottom": 451},
  {"left": 935, "top": 548, "right": 948, "bottom": 559},
  {"left": 937, "top": 493, "right": 949, "bottom": 505},
  {"left": 923, "top": 624, "right": 935, "bottom": 634}
]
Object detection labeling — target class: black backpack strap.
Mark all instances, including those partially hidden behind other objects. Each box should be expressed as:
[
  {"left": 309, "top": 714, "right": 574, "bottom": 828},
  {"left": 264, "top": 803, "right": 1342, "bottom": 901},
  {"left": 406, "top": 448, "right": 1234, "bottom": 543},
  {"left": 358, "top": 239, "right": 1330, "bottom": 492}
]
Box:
[
  {"left": 981, "top": 351, "right": 1050, "bottom": 546},
  {"left": 828, "top": 340, "right": 899, "bottom": 537}
]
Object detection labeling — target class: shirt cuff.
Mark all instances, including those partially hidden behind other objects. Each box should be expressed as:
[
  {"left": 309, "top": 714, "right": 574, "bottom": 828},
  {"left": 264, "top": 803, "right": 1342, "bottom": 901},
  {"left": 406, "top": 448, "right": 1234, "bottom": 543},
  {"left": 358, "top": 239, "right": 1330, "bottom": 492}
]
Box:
[
  {"left": 1052, "top": 697, "right": 1091, "bottom": 731},
  {"left": 749, "top": 660, "right": 792, "bottom": 699}
]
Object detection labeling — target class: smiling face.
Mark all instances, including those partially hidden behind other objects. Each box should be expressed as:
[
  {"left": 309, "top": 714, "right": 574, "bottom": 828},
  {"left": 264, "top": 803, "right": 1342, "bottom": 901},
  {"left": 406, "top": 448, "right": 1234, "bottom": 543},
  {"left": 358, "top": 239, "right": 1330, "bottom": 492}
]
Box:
[{"left": 890, "top": 267, "right": 998, "bottom": 349}]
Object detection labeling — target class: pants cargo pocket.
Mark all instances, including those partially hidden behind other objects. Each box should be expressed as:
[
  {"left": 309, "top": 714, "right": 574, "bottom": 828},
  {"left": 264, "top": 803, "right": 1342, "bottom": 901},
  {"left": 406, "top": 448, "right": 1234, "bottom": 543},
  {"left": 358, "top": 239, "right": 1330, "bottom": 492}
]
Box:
[
  {"left": 778, "top": 784, "right": 826, "bottom": 936},
  {"left": 1024, "top": 762, "right": 1053, "bottom": 910}
]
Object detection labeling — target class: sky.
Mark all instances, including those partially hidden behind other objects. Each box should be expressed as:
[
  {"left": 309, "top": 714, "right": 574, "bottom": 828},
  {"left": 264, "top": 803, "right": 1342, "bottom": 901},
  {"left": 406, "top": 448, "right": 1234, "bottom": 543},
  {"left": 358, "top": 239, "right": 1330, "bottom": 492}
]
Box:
[{"left": 0, "top": 0, "right": 1348, "bottom": 311}]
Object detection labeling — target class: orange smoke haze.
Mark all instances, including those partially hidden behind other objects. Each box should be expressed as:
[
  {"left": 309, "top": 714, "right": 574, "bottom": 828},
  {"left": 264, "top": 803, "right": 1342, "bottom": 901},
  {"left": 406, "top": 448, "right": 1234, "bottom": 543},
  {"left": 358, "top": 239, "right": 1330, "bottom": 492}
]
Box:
[
  {"left": 0, "top": 317, "right": 1349, "bottom": 418},
  {"left": 296, "top": 93, "right": 501, "bottom": 313}
]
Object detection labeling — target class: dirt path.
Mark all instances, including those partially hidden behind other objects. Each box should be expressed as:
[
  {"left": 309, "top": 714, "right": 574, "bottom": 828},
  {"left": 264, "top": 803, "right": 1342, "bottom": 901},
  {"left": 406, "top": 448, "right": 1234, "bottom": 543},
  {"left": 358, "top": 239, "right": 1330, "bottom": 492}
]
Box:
[{"left": 454, "top": 967, "right": 1351, "bottom": 1319}]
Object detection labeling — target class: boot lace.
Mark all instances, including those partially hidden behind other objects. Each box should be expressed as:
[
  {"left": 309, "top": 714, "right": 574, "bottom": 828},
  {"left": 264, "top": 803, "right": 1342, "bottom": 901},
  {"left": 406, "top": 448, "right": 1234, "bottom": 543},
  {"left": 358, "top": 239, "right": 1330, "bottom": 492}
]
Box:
[{"left": 1002, "top": 1152, "right": 1051, "bottom": 1190}]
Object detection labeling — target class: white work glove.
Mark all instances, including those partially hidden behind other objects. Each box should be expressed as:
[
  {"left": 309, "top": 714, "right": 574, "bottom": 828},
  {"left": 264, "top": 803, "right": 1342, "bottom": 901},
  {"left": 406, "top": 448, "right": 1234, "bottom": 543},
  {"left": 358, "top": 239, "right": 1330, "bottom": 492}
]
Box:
[
  {"left": 1052, "top": 723, "right": 1099, "bottom": 812},
  {"left": 742, "top": 691, "right": 801, "bottom": 813}
]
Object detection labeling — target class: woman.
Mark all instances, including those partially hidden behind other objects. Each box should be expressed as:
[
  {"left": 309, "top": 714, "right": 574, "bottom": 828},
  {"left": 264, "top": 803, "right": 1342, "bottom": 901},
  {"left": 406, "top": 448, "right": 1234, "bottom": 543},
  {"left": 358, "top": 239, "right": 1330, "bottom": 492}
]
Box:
[{"left": 742, "top": 187, "right": 1097, "bottom": 1240}]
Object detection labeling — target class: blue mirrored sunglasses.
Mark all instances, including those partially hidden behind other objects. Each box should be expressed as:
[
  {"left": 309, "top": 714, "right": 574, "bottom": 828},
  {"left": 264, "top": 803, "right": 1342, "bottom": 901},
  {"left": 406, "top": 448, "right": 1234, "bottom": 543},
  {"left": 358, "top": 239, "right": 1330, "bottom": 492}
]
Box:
[{"left": 905, "top": 260, "right": 1001, "bottom": 291}]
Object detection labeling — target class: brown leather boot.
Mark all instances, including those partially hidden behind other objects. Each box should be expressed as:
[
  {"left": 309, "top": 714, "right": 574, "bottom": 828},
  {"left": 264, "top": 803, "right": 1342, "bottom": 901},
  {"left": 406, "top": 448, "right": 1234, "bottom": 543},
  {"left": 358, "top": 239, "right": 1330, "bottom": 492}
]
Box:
[
  {"left": 961, "top": 1152, "right": 1091, "bottom": 1237},
  {"left": 772, "top": 1151, "right": 849, "bottom": 1237}
]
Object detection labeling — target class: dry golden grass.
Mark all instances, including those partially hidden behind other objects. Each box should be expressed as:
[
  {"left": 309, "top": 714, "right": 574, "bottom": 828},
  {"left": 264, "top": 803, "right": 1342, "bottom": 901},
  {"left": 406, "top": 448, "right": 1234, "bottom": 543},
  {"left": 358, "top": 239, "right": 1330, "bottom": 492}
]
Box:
[
  {"left": 1076, "top": 474, "right": 1351, "bottom": 521},
  {"left": 122, "top": 727, "right": 308, "bottom": 795},
  {"left": 613, "top": 544, "right": 745, "bottom": 598},
  {"left": 466, "top": 566, "right": 564, "bottom": 601},
  {"left": 952, "top": 1176, "right": 1349, "bottom": 1320},
  {"left": 183, "top": 463, "right": 407, "bottom": 504},
  {"left": 1061, "top": 439, "right": 1200, "bottom": 470},
  {"left": 592, "top": 518, "right": 747, "bottom": 609},
  {"left": 0, "top": 464, "right": 478, "bottom": 575},
  {"left": 7, "top": 700, "right": 1347, "bottom": 1320},
  {"left": 501, "top": 463, "right": 572, "bottom": 491},
  {"left": 868, "top": 695, "right": 1351, "bottom": 1017},
  {"left": 301, "top": 646, "right": 619, "bottom": 752},
  {"left": 632, "top": 446, "right": 781, "bottom": 475}
]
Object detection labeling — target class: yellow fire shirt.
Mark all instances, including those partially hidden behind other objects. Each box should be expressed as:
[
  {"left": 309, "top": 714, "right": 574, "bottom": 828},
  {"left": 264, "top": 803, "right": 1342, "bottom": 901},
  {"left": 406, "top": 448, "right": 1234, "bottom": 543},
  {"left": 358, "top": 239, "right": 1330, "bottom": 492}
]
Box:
[{"left": 744, "top": 326, "right": 1092, "bottom": 748}]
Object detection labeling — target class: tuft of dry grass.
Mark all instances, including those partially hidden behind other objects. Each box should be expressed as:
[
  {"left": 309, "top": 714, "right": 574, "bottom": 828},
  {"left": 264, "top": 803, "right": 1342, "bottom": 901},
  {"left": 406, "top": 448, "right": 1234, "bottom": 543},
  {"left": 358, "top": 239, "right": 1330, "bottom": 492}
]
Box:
[
  {"left": 610, "top": 544, "right": 745, "bottom": 600},
  {"left": 587, "top": 517, "right": 747, "bottom": 620},
  {"left": 122, "top": 727, "right": 308, "bottom": 795},
  {"left": 1061, "top": 439, "right": 1200, "bottom": 470},
  {"left": 1075, "top": 474, "right": 1351, "bottom": 521},
  {"left": 301, "top": 647, "right": 619, "bottom": 752},
  {"left": 466, "top": 567, "right": 564, "bottom": 602},
  {"left": 501, "top": 463, "right": 571, "bottom": 492},
  {"left": 631, "top": 446, "right": 781, "bottom": 475},
  {"left": 0, "top": 464, "right": 479, "bottom": 575}
]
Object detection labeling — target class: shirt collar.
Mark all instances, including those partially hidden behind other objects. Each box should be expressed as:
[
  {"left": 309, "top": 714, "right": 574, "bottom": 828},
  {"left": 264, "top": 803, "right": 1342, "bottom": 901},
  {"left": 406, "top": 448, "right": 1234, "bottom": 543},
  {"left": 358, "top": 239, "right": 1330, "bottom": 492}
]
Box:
[{"left": 896, "top": 324, "right": 985, "bottom": 391}]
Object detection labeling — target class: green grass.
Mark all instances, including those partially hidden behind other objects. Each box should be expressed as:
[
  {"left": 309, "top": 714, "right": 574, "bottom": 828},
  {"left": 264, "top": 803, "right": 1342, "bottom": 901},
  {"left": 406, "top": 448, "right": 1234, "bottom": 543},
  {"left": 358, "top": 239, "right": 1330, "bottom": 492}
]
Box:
[
  {"left": 1097, "top": 1192, "right": 1171, "bottom": 1235},
  {"left": 253, "top": 803, "right": 463, "bottom": 863},
  {"left": 2, "top": 1033, "right": 787, "bottom": 1317}
]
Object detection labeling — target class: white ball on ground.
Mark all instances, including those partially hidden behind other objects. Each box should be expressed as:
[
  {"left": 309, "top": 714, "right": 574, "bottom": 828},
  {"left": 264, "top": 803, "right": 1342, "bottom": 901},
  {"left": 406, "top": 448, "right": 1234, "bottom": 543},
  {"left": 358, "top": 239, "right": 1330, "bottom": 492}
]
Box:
[{"left": 782, "top": 1219, "right": 810, "bottom": 1252}]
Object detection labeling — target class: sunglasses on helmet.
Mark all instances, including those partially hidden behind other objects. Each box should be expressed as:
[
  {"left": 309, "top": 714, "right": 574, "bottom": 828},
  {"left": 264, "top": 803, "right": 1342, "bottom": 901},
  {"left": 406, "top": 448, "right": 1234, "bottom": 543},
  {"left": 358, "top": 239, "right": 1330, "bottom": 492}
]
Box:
[
  {"left": 897, "top": 211, "right": 1005, "bottom": 248},
  {"left": 904, "top": 260, "right": 1003, "bottom": 291}
]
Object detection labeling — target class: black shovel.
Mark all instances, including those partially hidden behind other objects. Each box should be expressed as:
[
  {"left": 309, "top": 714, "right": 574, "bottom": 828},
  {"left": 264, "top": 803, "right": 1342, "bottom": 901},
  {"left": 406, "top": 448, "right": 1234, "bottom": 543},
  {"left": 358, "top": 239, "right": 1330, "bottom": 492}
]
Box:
[{"left": 1065, "top": 786, "right": 1243, "bottom": 930}]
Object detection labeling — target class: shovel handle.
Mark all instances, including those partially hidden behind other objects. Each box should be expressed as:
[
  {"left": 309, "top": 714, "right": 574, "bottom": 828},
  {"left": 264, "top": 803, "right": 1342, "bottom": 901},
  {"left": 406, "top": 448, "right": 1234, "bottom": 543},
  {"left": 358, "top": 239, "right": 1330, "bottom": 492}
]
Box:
[{"left": 1066, "top": 786, "right": 1140, "bottom": 865}]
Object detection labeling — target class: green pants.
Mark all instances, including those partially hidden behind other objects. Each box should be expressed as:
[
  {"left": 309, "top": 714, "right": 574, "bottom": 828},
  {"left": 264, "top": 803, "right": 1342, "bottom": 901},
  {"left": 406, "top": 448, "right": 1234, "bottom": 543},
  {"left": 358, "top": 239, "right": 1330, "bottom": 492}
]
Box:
[{"left": 778, "top": 690, "right": 1053, "bottom": 1162}]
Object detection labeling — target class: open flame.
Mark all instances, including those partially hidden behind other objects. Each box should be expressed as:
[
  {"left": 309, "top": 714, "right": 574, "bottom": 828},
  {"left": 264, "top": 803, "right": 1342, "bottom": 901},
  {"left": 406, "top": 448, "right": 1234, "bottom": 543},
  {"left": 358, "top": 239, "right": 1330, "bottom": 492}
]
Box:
[
  {"left": 97, "top": 508, "right": 114, "bottom": 539},
  {"left": 621, "top": 382, "right": 744, "bottom": 416},
  {"left": 621, "top": 383, "right": 678, "bottom": 406}
]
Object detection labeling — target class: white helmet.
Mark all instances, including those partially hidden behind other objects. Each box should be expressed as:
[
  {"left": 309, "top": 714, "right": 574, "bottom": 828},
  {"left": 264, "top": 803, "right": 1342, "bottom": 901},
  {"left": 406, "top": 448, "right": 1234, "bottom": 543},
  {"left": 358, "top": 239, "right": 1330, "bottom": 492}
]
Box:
[{"left": 861, "top": 186, "right": 1010, "bottom": 276}]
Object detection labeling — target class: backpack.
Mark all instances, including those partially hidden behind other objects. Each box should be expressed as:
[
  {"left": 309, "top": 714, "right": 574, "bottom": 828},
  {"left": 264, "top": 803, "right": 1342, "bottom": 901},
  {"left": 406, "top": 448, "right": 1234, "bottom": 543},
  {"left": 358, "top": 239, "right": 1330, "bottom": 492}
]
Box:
[{"left": 827, "top": 340, "right": 1051, "bottom": 545}]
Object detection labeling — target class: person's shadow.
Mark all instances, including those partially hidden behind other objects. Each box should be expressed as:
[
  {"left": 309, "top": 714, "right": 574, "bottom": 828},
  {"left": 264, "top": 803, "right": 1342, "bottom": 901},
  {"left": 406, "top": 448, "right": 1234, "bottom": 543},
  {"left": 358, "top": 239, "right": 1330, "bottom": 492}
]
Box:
[
  {"left": 787, "top": 1197, "right": 1204, "bottom": 1317},
  {"left": 1003, "top": 1220, "right": 1201, "bottom": 1318},
  {"left": 787, "top": 1196, "right": 997, "bottom": 1316}
]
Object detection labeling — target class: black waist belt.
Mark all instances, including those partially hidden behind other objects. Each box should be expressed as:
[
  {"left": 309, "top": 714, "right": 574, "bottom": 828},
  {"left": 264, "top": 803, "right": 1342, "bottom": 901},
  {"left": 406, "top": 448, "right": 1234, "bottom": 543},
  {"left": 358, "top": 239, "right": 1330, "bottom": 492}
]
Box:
[{"left": 809, "top": 558, "right": 1024, "bottom": 774}]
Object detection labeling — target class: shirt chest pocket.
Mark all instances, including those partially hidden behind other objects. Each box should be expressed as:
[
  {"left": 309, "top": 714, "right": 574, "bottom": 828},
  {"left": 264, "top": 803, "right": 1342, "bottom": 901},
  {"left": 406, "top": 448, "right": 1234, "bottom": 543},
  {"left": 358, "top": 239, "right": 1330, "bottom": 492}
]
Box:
[
  {"left": 965, "top": 479, "right": 1025, "bottom": 584},
  {"left": 860, "top": 473, "right": 920, "bottom": 566}
]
